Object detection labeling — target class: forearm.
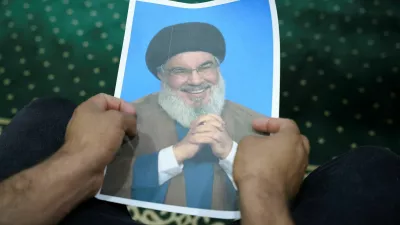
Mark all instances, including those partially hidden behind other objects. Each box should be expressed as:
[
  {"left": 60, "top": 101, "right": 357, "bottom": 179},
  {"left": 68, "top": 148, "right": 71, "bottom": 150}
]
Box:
[
  {"left": 0, "top": 144, "right": 98, "bottom": 225},
  {"left": 238, "top": 179, "right": 294, "bottom": 225}
]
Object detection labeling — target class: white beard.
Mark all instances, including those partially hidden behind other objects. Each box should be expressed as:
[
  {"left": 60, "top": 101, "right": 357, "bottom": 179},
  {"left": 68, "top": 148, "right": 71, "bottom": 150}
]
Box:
[{"left": 158, "top": 74, "right": 226, "bottom": 128}]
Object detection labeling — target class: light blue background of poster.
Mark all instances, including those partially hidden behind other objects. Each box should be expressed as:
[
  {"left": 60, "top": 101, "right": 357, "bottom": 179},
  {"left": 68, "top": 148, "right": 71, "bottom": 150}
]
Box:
[{"left": 121, "top": 0, "right": 275, "bottom": 116}]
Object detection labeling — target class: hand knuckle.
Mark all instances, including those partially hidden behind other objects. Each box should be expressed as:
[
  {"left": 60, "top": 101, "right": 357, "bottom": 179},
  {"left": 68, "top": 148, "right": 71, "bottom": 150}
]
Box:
[
  {"left": 301, "top": 135, "right": 311, "bottom": 151},
  {"left": 283, "top": 119, "right": 300, "bottom": 133},
  {"left": 97, "top": 93, "right": 107, "bottom": 98},
  {"left": 301, "top": 134, "right": 309, "bottom": 143},
  {"left": 73, "top": 106, "right": 83, "bottom": 114},
  {"left": 286, "top": 118, "right": 298, "bottom": 127},
  {"left": 92, "top": 93, "right": 105, "bottom": 102},
  {"left": 74, "top": 105, "right": 88, "bottom": 115}
]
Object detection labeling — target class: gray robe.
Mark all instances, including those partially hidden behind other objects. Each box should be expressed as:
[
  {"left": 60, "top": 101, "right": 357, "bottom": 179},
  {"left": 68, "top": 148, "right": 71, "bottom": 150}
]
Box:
[{"left": 101, "top": 93, "right": 265, "bottom": 211}]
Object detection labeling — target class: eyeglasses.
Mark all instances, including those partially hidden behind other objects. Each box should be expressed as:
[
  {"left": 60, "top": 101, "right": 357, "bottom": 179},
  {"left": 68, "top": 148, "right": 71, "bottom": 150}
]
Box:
[{"left": 159, "top": 59, "right": 220, "bottom": 78}]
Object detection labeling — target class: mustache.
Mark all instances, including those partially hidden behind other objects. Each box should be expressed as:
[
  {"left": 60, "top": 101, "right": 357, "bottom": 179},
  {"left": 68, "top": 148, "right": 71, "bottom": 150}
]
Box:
[{"left": 179, "top": 83, "right": 212, "bottom": 92}]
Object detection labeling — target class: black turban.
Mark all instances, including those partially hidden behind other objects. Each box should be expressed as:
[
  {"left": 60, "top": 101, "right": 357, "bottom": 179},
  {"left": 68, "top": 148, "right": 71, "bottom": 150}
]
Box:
[{"left": 145, "top": 22, "right": 226, "bottom": 78}]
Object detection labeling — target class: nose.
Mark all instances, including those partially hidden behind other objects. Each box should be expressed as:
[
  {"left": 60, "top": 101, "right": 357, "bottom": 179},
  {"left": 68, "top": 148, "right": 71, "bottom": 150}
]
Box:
[{"left": 187, "top": 70, "right": 203, "bottom": 85}]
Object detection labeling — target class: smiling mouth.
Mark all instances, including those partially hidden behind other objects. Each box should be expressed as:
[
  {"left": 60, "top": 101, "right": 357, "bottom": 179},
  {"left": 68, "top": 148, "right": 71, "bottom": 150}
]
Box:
[{"left": 184, "top": 87, "right": 209, "bottom": 94}]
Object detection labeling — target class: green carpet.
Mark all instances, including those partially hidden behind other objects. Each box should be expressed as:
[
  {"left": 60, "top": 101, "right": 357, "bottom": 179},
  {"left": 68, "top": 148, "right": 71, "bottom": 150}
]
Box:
[{"left": 0, "top": 0, "right": 399, "bottom": 224}]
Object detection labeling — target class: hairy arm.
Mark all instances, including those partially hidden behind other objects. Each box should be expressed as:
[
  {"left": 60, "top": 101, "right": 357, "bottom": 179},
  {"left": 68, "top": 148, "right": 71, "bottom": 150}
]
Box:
[
  {"left": 238, "top": 179, "right": 294, "bottom": 225},
  {"left": 0, "top": 143, "right": 100, "bottom": 225}
]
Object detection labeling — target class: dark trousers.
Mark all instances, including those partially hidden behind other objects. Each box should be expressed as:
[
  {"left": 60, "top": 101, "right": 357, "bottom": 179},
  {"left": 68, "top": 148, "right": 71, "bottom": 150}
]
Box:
[{"left": 1, "top": 98, "right": 399, "bottom": 225}]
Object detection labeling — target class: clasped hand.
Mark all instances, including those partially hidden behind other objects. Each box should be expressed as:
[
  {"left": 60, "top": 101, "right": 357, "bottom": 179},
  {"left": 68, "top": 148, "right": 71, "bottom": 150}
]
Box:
[{"left": 173, "top": 114, "right": 233, "bottom": 163}]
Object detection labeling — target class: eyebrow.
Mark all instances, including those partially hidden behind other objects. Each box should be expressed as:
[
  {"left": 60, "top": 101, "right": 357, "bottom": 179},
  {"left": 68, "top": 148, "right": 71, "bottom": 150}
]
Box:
[
  {"left": 168, "top": 66, "right": 186, "bottom": 70},
  {"left": 166, "top": 59, "right": 215, "bottom": 70},
  {"left": 198, "top": 60, "right": 214, "bottom": 67}
]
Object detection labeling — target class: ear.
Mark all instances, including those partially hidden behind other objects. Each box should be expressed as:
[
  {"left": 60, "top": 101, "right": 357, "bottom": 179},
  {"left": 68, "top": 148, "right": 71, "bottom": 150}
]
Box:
[
  {"left": 215, "top": 67, "right": 221, "bottom": 78},
  {"left": 156, "top": 72, "right": 163, "bottom": 80}
]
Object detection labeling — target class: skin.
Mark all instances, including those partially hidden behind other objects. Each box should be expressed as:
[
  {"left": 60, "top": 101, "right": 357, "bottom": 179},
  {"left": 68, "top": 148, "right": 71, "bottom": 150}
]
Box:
[
  {"left": 173, "top": 114, "right": 233, "bottom": 163},
  {"left": 0, "top": 93, "right": 309, "bottom": 225},
  {"left": 158, "top": 51, "right": 233, "bottom": 162},
  {"left": 0, "top": 94, "right": 137, "bottom": 225},
  {"left": 158, "top": 51, "right": 220, "bottom": 107},
  {"left": 234, "top": 117, "right": 310, "bottom": 225}
]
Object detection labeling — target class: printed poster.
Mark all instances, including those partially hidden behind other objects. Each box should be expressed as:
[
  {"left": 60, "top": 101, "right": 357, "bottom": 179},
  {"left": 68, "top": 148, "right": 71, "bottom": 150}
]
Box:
[{"left": 96, "top": 0, "right": 280, "bottom": 219}]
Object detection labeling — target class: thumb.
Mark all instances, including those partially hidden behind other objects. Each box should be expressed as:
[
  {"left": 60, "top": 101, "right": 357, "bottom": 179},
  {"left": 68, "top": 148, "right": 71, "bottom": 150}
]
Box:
[
  {"left": 252, "top": 117, "right": 300, "bottom": 134},
  {"left": 89, "top": 93, "right": 136, "bottom": 115},
  {"left": 122, "top": 113, "right": 137, "bottom": 137}
]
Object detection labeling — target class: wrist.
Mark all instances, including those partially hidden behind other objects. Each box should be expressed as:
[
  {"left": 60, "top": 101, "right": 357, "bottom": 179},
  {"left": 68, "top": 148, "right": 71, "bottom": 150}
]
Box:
[
  {"left": 238, "top": 177, "right": 288, "bottom": 201},
  {"left": 219, "top": 150, "right": 230, "bottom": 160},
  {"left": 219, "top": 141, "right": 234, "bottom": 159},
  {"left": 239, "top": 178, "right": 286, "bottom": 199},
  {"left": 172, "top": 144, "right": 186, "bottom": 164},
  {"left": 239, "top": 179, "right": 293, "bottom": 225},
  {"left": 55, "top": 143, "right": 102, "bottom": 196}
]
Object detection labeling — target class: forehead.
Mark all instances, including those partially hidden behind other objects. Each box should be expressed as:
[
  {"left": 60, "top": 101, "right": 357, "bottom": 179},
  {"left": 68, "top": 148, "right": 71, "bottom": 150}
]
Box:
[{"left": 165, "top": 51, "right": 214, "bottom": 68}]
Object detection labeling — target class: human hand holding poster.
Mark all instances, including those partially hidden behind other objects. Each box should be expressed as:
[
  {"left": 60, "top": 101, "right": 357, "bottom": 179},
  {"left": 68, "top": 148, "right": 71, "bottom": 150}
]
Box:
[{"left": 96, "top": 0, "right": 280, "bottom": 220}]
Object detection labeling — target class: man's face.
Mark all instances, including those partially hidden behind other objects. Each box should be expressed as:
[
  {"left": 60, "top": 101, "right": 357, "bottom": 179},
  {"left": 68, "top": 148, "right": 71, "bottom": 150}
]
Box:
[
  {"left": 160, "top": 51, "right": 220, "bottom": 107},
  {"left": 157, "top": 51, "right": 226, "bottom": 128}
]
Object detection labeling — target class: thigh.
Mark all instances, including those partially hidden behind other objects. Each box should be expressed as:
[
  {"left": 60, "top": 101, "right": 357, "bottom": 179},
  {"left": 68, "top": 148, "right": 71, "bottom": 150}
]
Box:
[
  {"left": 0, "top": 98, "right": 76, "bottom": 181},
  {"left": 291, "top": 146, "right": 400, "bottom": 225}
]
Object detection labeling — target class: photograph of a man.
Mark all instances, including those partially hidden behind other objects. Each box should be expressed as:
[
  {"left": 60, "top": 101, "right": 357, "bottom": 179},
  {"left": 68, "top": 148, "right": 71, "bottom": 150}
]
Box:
[{"left": 101, "top": 22, "right": 266, "bottom": 211}]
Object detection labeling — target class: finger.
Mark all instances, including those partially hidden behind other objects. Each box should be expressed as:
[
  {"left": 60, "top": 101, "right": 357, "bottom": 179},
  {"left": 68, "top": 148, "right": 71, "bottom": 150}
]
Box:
[
  {"left": 122, "top": 114, "right": 137, "bottom": 137},
  {"left": 194, "top": 114, "right": 225, "bottom": 127},
  {"left": 190, "top": 133, "right": 217, "bottom": 145},
  {"left": 252, "top": 117, "right": 300, "bottom": 135},
  {"left": 301, "top": 135, "right": 310, "bottom": 155},
  {"left": 107, "top": 110, "right": 137, "bottom": 137},
  {"left": 193, "top": 121, "right": 223, "bottom": 132},
  {"left": 193, "top": 124, "right": 220, "bottom": 134},
  {"left": 89, "top": 93, "right": 136, "bottom": 115},
  {"left": 204, "top": 114, "right": 225, "bottom": 125}
]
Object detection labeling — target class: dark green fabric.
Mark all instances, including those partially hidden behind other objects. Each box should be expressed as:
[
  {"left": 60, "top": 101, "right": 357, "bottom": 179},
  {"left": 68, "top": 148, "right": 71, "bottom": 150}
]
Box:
[{"left": 0, "top": 0, "right": 399, "bottom": 224}]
